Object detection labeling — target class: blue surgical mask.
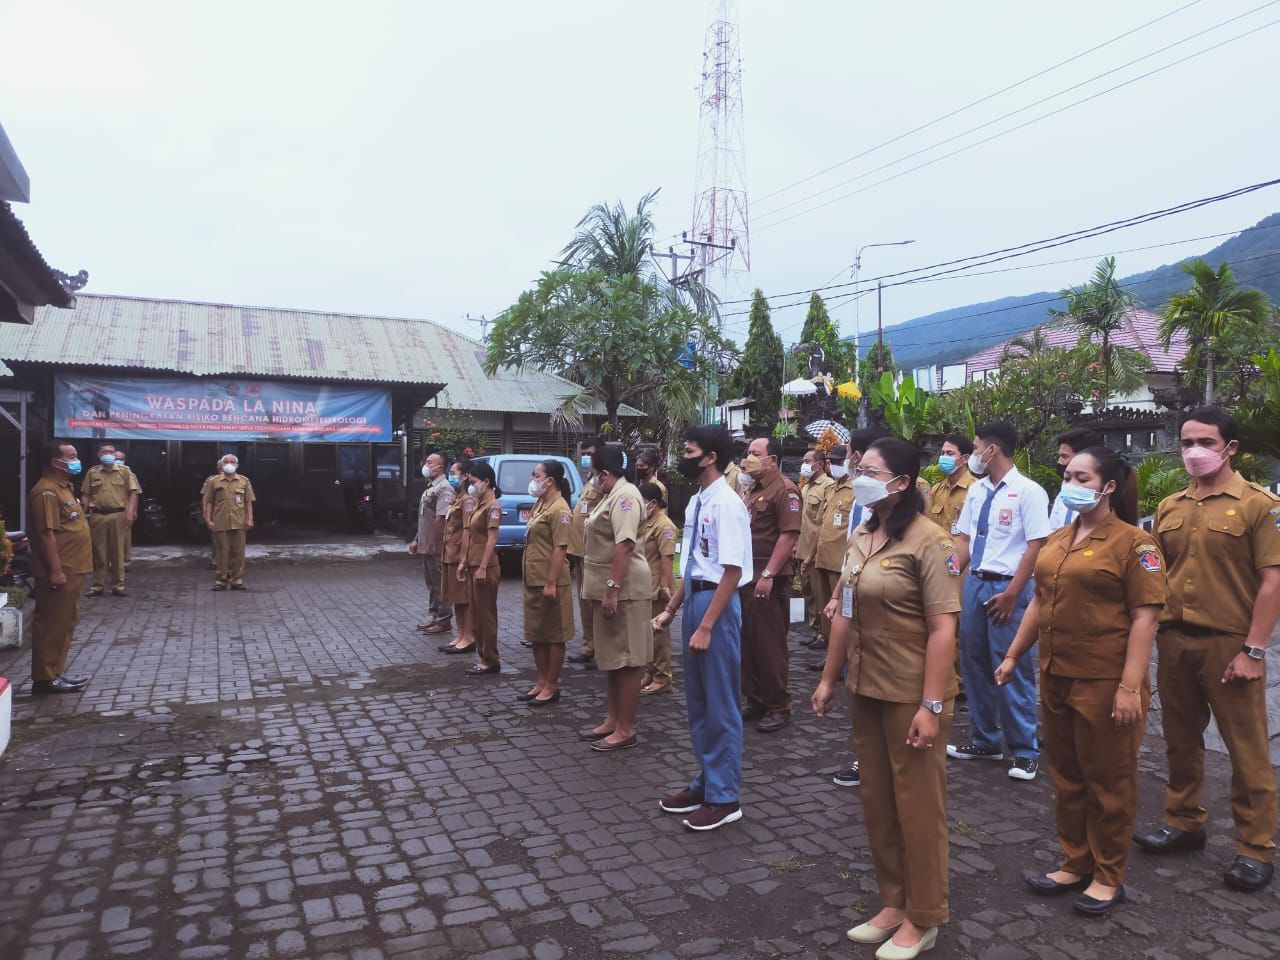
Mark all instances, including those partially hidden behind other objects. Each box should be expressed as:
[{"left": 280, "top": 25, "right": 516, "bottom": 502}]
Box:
[
  {"left": 63, "top": 458, "right": 82, "bottom": 475},
  {"left": 100, "top": 454, "right": 116, "bottom": 466},
  {"left": 447, "top": 474, "right": 461, "bottom": 489},
  {"left": 1059, "top": 482, "right": 1103, "bottom": 513},
  {"left": 937, "top": 455, "right": 957, "bottom": 475},
  {"left": 580, "top": 455, "right": 592, "bottom": 469}
]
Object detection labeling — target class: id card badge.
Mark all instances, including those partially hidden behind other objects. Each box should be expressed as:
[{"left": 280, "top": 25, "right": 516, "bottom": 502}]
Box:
[{"left": 840, "top": 585, "right": 854, "bottom": 618}]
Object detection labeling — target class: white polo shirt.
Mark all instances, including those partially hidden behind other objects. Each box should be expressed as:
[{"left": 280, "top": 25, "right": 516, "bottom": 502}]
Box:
[
  {"left": 682, "top": 475, "right": 753, "bottom": 588},
  {"left": 955, "top": 465, "right": 1052, "bottom": 576},
  {"left": 1048, "top": 492, "right": 1075, "bottom": 530}
]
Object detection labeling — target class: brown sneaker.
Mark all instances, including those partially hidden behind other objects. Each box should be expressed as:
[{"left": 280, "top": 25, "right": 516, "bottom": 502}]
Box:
[
  {"left": 756, "top": 713, "right": 791, "bottom": 734},
  {"left": 659, "top": 788, "right": 705, "bottom": 814},
  {"left": 683, "top": 803, "right": 743, "bottom": 831}
]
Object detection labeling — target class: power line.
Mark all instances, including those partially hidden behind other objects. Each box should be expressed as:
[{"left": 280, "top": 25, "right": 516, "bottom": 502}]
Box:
[
  {"left": 752, "top": 1, "right": 1276, "bottom": 225},
  {"left": 721, "top": 176, "right": 1280, "bottom": 306},
  {"left": 752, "top": 0, "right": 1206, "bottom": 207}
]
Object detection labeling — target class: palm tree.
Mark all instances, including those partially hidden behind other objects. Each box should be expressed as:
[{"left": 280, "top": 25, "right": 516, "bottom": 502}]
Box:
[
  {"left": 1159, "top": 260, "right": 1272, "bottom": 404},
  {"left": 1051, "top": 257, "right": 1136, "bottom": 410}
]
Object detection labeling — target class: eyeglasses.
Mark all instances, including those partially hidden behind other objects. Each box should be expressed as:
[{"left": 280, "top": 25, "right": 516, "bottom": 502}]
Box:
[{"left": 851, "top": 466, "right": 895, "bottom": 479}]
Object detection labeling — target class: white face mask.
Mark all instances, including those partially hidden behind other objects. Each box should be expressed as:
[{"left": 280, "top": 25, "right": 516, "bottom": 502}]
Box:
[
  {"left": 737, "top": 471, "right": 753, "bottom": 488},
  {"left": 968, "top": 450, "right": 988, "bottom": 476},
  {"left": 222, "top": 463, "right": 237, "bottom": 474},
  {"left": 830, "top": 464, "right": 849, "bottom": 479},
  {"left": 421, "top": 463, "right": 434, "bottom": 479},
  {"left": 799, "top": 462, "right": 814, "bottom": 479},
  {"left": 852, "top": 474, "right": 899, "bottom": 507},
  {"left": 528, "top": 478, "right": 546, "bottom": 498},
  {"left": 467, "top": 483, "right": 479, "bottom": 497}
]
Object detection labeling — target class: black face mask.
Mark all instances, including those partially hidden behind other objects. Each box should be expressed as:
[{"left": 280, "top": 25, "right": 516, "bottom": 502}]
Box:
[
  {"left": 677, "top": 455, "right": 707, "bottom": 480},
  {"left": 1052, "top": 462, "right": 1067, "bottom": 479}
]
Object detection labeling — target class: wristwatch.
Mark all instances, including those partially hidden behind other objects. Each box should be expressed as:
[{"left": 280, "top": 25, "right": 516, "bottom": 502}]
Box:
[
  {"left": 921, "top": 699, "right": 943, "bottom": 715},
  {"left": 606, "top": 579, "right": 621, "bottom": 591},
  {"left": 1242, "top": 644, "right": 1266, "bottom": 661},
  {"left": 760, "top": 570, "right": 774, "bottom": 580}
]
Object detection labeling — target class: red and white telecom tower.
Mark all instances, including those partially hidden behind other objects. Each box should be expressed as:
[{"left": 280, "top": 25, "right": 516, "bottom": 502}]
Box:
[{"left": 689, "top": 0, "right": 750, "bottom": 281}]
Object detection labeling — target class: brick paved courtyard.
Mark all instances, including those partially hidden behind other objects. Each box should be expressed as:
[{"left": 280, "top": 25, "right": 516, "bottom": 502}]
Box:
[{"left": 1, "top": 551, "right": 1278, "bottom": 960}]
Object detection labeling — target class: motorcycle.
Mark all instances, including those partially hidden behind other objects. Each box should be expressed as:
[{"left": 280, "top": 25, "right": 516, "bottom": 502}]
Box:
[
  {"left": 1, "top": 529, "right": 35, "bottom": 594},
  {"left": 137, "top": 496, "right": 169, "bottom": 542}
]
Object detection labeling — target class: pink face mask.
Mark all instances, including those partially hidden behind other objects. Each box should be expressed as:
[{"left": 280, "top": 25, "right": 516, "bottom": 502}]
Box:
[{"left": 1181, "top": 445, "right": 1228, "bottom": 477}]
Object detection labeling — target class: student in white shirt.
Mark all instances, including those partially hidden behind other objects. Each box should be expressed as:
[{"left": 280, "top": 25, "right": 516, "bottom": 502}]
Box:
[
  {"left": 652, "top": 425, "right": 753, "bottom": 833},
  {"left": 949, "top": 421, "right": 1051, "bottom": 782},
  {"left": 1049, "top": 428, "right": 1103, "bottom": 529}
]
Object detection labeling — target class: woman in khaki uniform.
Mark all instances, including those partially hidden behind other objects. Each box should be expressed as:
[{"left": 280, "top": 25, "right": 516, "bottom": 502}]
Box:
[
  {"left": 580, "top": 447, "right": 653, "bottom": 751},
  {"left": 520, "top": 460, "right": 575, "bottom": 704},
  {"left": 459, "top": 462, "right": 501, "bottom": 676},
  {"left": 638, "top": 481, "right": 678, "bottom": 696},
  {"left": 440, "top": 459, "right": 476, "bottom": 655},
  {"left": 997, "top": 447, "right": 1164, "bottom": 916},
  {"left": 812, "top": 437, "right": 961, "bottom": 960}
]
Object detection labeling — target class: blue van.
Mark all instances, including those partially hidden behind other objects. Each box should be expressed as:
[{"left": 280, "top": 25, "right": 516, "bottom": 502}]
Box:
[{"left": 469, "top": 454, "right": 584, "bottom": 552}]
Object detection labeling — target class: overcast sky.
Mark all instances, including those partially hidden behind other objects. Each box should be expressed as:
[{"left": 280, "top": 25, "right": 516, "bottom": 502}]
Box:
[{"left": 4, "top": 0, "right": 1277, "bottom": 352}]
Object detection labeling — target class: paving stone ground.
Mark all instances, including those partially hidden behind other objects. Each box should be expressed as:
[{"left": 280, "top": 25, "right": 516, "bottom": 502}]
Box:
[{"left": 1, "top": 551, "right": 1278, "bottom": 960}]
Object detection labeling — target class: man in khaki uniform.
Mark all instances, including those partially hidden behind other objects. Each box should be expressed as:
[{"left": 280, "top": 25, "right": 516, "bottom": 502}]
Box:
[
  {"left": 797, "top": 448, "right": 835, "bottom": 650},
  {"left": 203, "top": 453, "right": 256, "bottom": 590},
  {"left": 807, "top": 444, "right": 855, "bottom": 655},
  {"left": 28, "top": 441, "right": 94, "bottom": 694},
  {"left": 410, "top": 452, "right": 455, "bottom": 633},
  {"left": 1136, "top": 407, "right": 1280, "bottom": 893},
  {"left": 739, "top": 437, "right": 802, "bottom": 732},
  {"left": 927, "top": 436, "right": 975, "bottom": 536},
  {"left": 81, "top": 443, "right": 140, "bottom": 597},
  {"left": 112, "top": 449, "right": 137, "bottom": 564},
  {"left": 567, "top": 437, "right": 604, "bottom": 668}
]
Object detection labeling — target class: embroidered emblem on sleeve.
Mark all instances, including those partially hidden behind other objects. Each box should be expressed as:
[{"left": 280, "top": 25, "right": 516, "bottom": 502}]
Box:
[
  {"left": 560, "top": 512, "right": 571, "bottom": 525},
  {"left": 619, "top": 498, "right": 633, "bottom": 512},
  {"left": 1138, "top": 551, "right": 1162, "bottom": 572},
  {"left": 489, "top": 507, "right": 501, "bottom": 521},
  {"left": 787, "top": 494, "right": 801, "bottom": 512}
]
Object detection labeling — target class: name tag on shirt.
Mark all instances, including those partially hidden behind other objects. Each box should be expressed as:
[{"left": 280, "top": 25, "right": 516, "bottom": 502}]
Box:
[
  {"left": 701, "top": 537, "right": 709, "bottom": 557},
  {"left": 841, "top": 585, "right": 854, "bottom": 618},
  {"left": 832, "top": 512, "right": 843, "bottom": 527},
  {"left": 998, "top": 508, "right": 1013, "bottom": 527}
]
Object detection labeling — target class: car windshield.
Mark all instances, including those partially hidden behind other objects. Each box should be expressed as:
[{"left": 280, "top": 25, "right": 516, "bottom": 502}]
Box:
[{"left": 496, "top": 459, "right": 541, "bottom": 496}]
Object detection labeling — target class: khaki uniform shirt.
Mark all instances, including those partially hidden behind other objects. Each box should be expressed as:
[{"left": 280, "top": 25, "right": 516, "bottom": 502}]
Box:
[
  {"left": 29, "top": 473, "right": 93, "bottom": 576},
  {"left": 841, "top": 513, "right": 963, "bottom": 703},
  {"left": 813, "top": 475, "right": 855, "bottom": 572},
  {"left": 797, "top": 473, "right": 835, "bottom": 560},
  {"left": 723, "top": 461, "right": 742, "bottom": 494},
  {"left": 442, "top": 492, "right": 476, "bottom": 565},
  {"left": 927, "top": 467, "right": 974, "bottom": 535},
  {"left": 203, "top": 473, "right": 256, "bottom": 532},
  {"left": 639, "top": 509, "right": 679, "bottom": 600},
  {"left": 417, "top": 474, "right": 455, "bottom": 545},
  {"left": 464, "top": 490, "right": 501, "bottom": 568},
  {"left": 637, "top": 476, "right": 668, "bottom": 503},
  {"left": 1154, "top": 472, "right": 1280, "bottom": 637},
  {"left": 568, "top": 479, "right": 602, "bottom": 557},
  {"left": 523, "top": 495, "right": 573, "bottom": 588},
  {"left": 582, "top": 480, "right": 652, "bottom": 602},
  {"left": 742, "top": 472, "right": 802, "bottom": 580},
  {"left": 1035, "top": 512, "right": 1167, "bottom": 678},
  {"left": 83, "top": 464, "right": 141, "bottom": 510}
]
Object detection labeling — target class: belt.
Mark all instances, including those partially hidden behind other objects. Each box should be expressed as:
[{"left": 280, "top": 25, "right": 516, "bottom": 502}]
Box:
[
  {"left": 970, "top": 570, "right": 1013, "bottom": 582},
  {"left": 90, "top": 507, "right": 125, "bottom": 515},
  {"left": 1167, "top": 621, "right": 1223, "bottom": 638},
  {"left": 689, "top": 580, "right": 718, "bottom": 593}
]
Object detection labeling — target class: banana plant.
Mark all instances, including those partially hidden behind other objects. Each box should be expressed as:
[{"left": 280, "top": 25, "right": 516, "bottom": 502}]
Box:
[{"left": 868, "top": 371, "right": 938, "bottom": 442}]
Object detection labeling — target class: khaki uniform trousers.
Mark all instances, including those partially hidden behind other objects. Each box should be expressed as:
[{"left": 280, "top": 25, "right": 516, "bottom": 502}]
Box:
[
  {"left": 811, "top": 568, "right": 837, "bottom": 643},
  {"left": 853, "top": 696, "right": 953, "bottom": 928},
  {"left": 572, "top": 557, "right": 595, "bottom": 658},
  {"left": 32, "top": 574, "right": 84, "bottom": 684},
  {"left": 645, "top": 597, "right": 673, "bottom": 686},
  {"left": 1042, "top": 674, "right": 1147, "bottom": 886},
  {"left": 739, "top": 580, "right": 791, "bottom": 717},
  {"left": 1157, "top": 626, "right": 1277, "bottom": 861},
  {"left": 422, "top": 552, "right": 449, "bottom": 624},
  {"left": 124, "top": 518, "right": 133, "bottom": 563},
  {"left": 89, "top": 511, "right": 127, "bottom": 591},
  {"left": 470, "top": 563, "right": 501, "bottom": 668},
  {"left": 214, "top": 529, "right": 247, "bottom": 586}
]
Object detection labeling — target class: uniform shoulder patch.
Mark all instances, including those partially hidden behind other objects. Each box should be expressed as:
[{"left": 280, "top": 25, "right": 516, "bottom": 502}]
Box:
[
  {"left": 944, "top": 553, "right": 961, "bottom": 576},
  {"left": 1138, "top": 551, "right": 1162, "bottom": 572},
  {"left": 787, "top": 494, "right": 801, "bottom": 512},
  {"left": 489, "top": 506, "right": 501, "bottom": 520},
  {"left": 462, "top": 497, "right": 477, "bottom": 511},
  {"left": 560, "top": 511, "right": 571, "bottom": 525},
  {"left": 662, "top": 527, "right": 675, "bottom": 540},
  {"left": 619, "top": 498, "right": 633, "bottom": 512}
]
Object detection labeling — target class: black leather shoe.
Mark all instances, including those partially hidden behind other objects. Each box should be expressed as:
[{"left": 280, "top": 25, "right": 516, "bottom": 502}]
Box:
[
  {"left": 32, "top": 677, "right": 86, "bottom": 695},
  {"left": 1073, "top": 886, "right": 1125, "bottom": 916},
  {"left": 60, "top": 674, "right": 91, "bottom": 686},
  {"left": 443, "top": 644, "right": 475, "bottom": 655},
  {"left": 1224, "top": 856, "right": 1274, "bottom": 892},
  {"left": 741, "top": 704, "right": 767, "bottom": 722},
  {"left": 1134, "top": 826, "right": 1206, "bottom": 854},
  {"left": 465, "top": 664, "right": 500, "bottom": 676},
  {"left": 528, "top": 690, "right": 561, "bottom": 706},
  {"left": 1025, "top": 873, "right": 1091, "bottom": 896}
]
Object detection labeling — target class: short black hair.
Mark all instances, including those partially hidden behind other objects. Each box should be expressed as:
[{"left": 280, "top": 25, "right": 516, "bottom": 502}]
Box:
[
  {"left": 1181, "top": 405, "right": 1238, "bottom": 445},
  {"left": 42, "top": 439, "right": 71, "bottom": 467},
  {"left": 591, "top": 446, "right": 626, "bottom": 477},
  {"left": 581, "top": 436, "right": 606, "bottom": 453},
  {"left": 466, "top": 460, "right": 502, "bottom": 497},
  {"left": 847, "top": 427, "right": 888, "bottom": 455},
  {"left": 1056, "top": 427, "right": 1103, "bottom": 453},
  {"left": 804, "top": 447, "right": 827, "bottom": 463},
  {"left": 684, "top": 424, "right": 733, "bottom": 472},
  {"left": 976, "top": 420, "right": 1018, "bottom": 457},
  {"left": 941, "top": 434, "right": 974, "bottom": 456},
  {"left": 636, "top": 448, "right": 661, "bottom": 469},
  {"left": 864, "top": 437, "right": 926, "bottom": 541},
  {"left": 638, "top": 481, "right": 667, "bottom": 508}
]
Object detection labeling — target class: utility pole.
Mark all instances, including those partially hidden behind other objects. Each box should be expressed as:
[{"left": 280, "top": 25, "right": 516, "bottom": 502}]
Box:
[
  {"left": 876, "top": 281, "right": 884, "bottom": 374},
  {"left": 654, "top": 245, "right": 697, "bottom": 286},
  {"left": 465, "top": 313, "right": 491, "bottom": 343}
]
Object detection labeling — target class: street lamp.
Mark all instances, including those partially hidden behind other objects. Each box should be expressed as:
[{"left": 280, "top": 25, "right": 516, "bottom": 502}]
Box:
[{"left": 851, "top": 240, "right": 914, "bottom": 426}]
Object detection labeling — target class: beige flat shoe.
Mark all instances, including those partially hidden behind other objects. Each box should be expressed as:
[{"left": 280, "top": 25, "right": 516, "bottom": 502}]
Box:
[
  {"left": 847, "top": 919, "right": 902, "bottom": 944},
  {"left": 875, "top": 927, "right": 937, "bottom": 960}
]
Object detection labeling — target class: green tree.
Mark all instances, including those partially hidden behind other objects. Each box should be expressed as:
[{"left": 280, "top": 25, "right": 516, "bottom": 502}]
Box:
[
  {"left": 1159, "top": 260, "right": 1273, "bottom": 404},
  {"left": 867, "top": 372, "right": 937, "bottom": 442},
  {"left": 1051, "top": 256, "right": 1139, "bottom": 410},
  {"left": 486, "top": 193, "right": 727, "bottom": 435},
  {"left": 1237, "top": 348, "right": 1280, "bottom": 459},
  {"left": 725, "top": 289, "right": 784, "bottom": 428},
  {"left": 859, "top": 340, "right": 897, "bottom": 389}
]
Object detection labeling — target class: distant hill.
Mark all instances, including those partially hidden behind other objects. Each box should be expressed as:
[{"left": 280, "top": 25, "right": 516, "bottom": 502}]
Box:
[{"left": 874, "top": 212, "right": 1280, "bottom": 370}]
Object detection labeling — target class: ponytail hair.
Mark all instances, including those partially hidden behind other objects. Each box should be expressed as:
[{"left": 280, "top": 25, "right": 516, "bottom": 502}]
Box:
[
  {"left": 865, "top": 437, "right": 926, "bottom": 541},
  {"left": 1079, "top": 446, "right": 1138, "bottom": 526},
  {"left": 467, "top": 461, "right": 502, "bottom": 498},
  {"left": 540, "top": 459, "right": 572, "bottom": 501}
]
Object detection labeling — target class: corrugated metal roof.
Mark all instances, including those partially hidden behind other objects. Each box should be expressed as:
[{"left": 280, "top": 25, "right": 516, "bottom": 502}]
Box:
[
  {"left": 963, "top": 308, "right": 1189, "bottom": 374},
  {"left": 0, "top": 200, "right": 75, "bottom": 313},
  {"left": 0, "top": 293, "right": 637, "bottom": 416}
]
